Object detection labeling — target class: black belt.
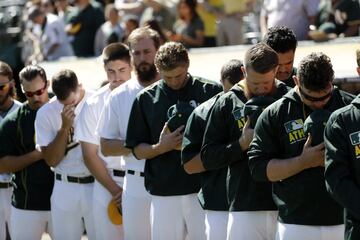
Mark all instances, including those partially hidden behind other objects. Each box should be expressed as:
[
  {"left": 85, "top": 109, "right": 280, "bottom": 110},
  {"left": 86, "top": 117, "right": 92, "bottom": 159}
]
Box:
[
  {"left": 127, "top": 170, "right": 145, "bottom": 177},
  {"left": 112, "top": 169, "right": 125, "bottom": 177},
  {"left": 55, "top": 173, "right": 94, "bottom": 184},
  {"left": 0, "top": 182, "right": 12, "bottom": 189}
]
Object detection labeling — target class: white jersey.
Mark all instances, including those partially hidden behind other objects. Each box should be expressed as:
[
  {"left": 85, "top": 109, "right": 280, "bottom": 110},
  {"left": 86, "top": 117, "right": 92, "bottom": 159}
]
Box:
[
  {"left": 35, "top": 91, "right": 93, "bottom": 176},
  {"left": 98, "top": 77, "right": 144, "bottom": 172},
  {"left": 0, "top": 100, "right": 22, "bottom": 182},
  {"left": 75, "top": 84, "right": 125, "bottom": 170}
]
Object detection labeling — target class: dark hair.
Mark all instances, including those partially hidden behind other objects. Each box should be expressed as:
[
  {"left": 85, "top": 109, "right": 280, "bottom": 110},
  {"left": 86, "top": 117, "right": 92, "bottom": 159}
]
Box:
[
  {"left": 244, "top": 43, "right": 279, "bottom": 74},
  {"left": 19, "top": 65, "right": 47, "bottom": 83},
  {"left": 102, "top": 43, "right": 131, "bottom": 65},
  {"left": 221, "top": 59, "right": 244, "bottom": 85},
  {"left": 52, "top": 69, "right": 78, "bottom": 101},
  {"left": 0, "top": 61, "right": 16, "bottom": 98},
  {"left": 297, "top": 52, "right": 334, "bottom": 91},
  {"left": 143, "top": 19, "right": 168, "bottom": 44},
  {"left": 0, "top": 61, "right": 13, "bottom": 81},
  {"left": 155, "top": 42, "right": 189, "bottom": 71},
  {"left": 127, "top": 26, "right": 161, "bottom": 51},
  {"left": 178, "top": 0, "right": 199, "bottom": 20},
  {"left": 356, "top": 49, "right": 360, "bottom": 67},
  {"left": 263, "top": 26, "right": 297, "bottom": 53}
]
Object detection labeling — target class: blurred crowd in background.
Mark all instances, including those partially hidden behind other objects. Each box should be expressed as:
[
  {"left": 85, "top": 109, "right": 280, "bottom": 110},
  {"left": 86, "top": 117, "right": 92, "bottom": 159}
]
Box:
[{"left": 1, "top": 0, "right": 360, "bottom": 77}]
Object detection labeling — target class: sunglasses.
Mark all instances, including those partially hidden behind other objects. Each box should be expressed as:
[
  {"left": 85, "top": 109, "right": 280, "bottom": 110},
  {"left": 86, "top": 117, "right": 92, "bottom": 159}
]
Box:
[
  {"left": 0, "top": 82, "right": 10, "bottom": 92},
  {"left": 23, "top": 82, "right": 47, "bottom": 97},
  {"left": 299, "top": 86, "right": 332, "bottom": 102}
]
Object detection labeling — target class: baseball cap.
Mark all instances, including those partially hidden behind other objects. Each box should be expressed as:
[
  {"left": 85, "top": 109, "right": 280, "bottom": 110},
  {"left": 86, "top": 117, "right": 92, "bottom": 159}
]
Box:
[
  {"left": 303, "top": 109, "right": 331, "bottom": 146},
  {"left": 243, "top": 96, "right": 275, "bottom": 128}
]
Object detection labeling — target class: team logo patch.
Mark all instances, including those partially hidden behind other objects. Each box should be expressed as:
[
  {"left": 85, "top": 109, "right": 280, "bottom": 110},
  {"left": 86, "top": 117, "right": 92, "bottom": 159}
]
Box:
[
  {"left": 284, "top": 119, "right": 306, "bottom": 144},
  {"left": 232, "top": 107, "right": 246, "bottom": 130},
  {"left": 349, "top": 131, "right": 360, "bottom": 158}
]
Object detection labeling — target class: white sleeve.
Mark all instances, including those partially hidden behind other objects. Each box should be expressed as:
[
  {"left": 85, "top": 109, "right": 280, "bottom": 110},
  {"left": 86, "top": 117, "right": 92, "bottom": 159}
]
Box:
[
  {"left": 98, "top": 93, "right": 122, "bottom": 140},
  {"left": 75, "top": 101, "right": 98, "bottom": 145},
  {"left": 35, "top": 107, "right": 56, "bottom": 149}
]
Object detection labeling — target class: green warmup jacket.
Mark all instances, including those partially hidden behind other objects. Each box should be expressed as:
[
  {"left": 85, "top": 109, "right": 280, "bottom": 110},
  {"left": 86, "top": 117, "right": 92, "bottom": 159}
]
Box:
[
  {"left": 181, "top": 92, "right": 229, "bottom": 211},
  {"left": 248, "top": 87, "right": 354, "bottom": 225},
  {"left": 325, "top": 95, "right": 360, "bottom": 239},
  {"left": 201, "top": 80, "right": 289, "bottom": 211},
  {"left": 125, "top": 75, "right": 222, "bottom": 196},
  {"left": 0, "top": 103, "right": 54, "bottom": 210}
]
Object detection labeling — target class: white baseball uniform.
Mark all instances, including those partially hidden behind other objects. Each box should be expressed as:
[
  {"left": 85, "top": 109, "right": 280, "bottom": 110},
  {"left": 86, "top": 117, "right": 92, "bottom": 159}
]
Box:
[
  {"left": 35, "top": 91, "right": 95, "bottom": 240},
  {"left": 0, "top": 100, "right": 21, "bottom": 240},
  {"left": 98, "top": 77, "right": 152, "bottom": 240},
  {"left": 75, "top": 84, "right": 125, "bottom": 240}
]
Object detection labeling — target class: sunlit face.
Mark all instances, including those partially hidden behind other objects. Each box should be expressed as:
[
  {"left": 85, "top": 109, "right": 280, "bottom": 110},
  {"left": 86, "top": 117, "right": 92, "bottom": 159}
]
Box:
[
  {"left": 0, "top": 75, "right": 12, "bottom": 107},
  {"left": 104, "top": 60, "right": 132, "bottom": 90},
  {"left": 277, "top": 50, "right": 295, "bottom": 81},
  {"left": 21, "top": 75, "right": 49, "bottom": 110},
  {"left": 131, "top": 38, "right": 157, "bottom": 71},
  {"left": 244, "top": 67, "right": 277, "bottom": 96},
  {"left": 58, "top": 86, "right": 81, "bottom": 106},
  {"left": 161, "top": 65, "right": 189, "bottom": 90}
]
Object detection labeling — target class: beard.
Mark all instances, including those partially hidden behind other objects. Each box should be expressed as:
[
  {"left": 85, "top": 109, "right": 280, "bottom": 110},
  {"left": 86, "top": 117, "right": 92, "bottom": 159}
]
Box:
[
  {"left": 0, "top": 91, "right": 11, "bottom": 110},
  {"left": 135, "top": 62, "right": 157, "bottom": 83}
]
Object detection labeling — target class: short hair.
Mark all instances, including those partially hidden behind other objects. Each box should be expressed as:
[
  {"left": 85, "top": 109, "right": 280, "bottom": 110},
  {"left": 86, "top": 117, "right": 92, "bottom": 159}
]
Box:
[
  {"left": 263, "top": 26, "right": 298, "bottom": 53},
  {"left": 0, "top": 61, "right": 13, "bottom": 81},
  {"left": 221, "top": 59, "right": 244, "bottom": 85},
  {"left": 244, "top": 43, "right": 279, "bottom": 74},
  {"left": 127, "top": 26, "right": 161, "bottom": 51},
  {"left": 155, "top": 42, "right": 189, "bottom": 71},
  {"left": 52, "top": 69, "right": 78, "bottom": 101},
  {"left": 356, "top": 49, "right": 360, "bottom": 67},
  {"left": 102, "top": 43, "right": 131, "bottom": 65},
  {"left": 297, "top": 52, "right": 334, "bottom": 91},
  {"left": 19, "top": 65, "right": 47, "bottom": 83}
]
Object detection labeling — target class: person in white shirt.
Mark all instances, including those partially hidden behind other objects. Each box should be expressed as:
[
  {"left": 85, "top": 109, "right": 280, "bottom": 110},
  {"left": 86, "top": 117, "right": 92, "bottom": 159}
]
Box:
[
  {"left": 75, "top": 43, "right": 132, "bottom": 240},
  {"left": 0, "top": 61, "right": 22, "bottom": 240},
  {"left": 99, "top": 26, "right": 161, "bottom": 240},
  {"left": 35, "top": 69, "right": 94, "bottom": 240}
]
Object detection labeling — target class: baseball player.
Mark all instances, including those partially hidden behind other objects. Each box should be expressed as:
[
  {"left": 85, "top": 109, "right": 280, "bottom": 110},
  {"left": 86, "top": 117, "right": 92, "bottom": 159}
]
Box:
[
  {"left": 248, "top": 52, "right": 355, "bottom": 240},
  {"left": 99, "top": 27, "right": 161, "bottom": 240},
  {"left": 181, "top": 59, "right": 244, "bottom": 240},
  {"left": 0, "top": 61, "right": 22, "bottom": 240},
  {"left": 125, "top": 42, "right": 222, "bottom": 240},
  {"left": 323, "top": 49, "right": 360, "bottom": 240},
  {"left": 263, "top": 26, "right": 298, "bottom": 88},
  {"left": 75, "top": 43, "right": 132, "bottom": 240},
  {"left": 35, "top": 69, "right": 95, "bottom": 240},
  {"left": 0, "top": 65, "right": 54, "bottom": 240},
  {"left": 201, "top": 43, "right": 289, "bottom": 240}
]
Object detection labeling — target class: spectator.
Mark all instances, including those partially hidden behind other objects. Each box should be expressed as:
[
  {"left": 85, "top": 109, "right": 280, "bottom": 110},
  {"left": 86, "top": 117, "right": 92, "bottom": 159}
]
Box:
[
  {"left": 54, "top": 0, "right": 75, "bottom": 24},
  {"left": 143, "top": 19, "right": 168, "bottom": 45},
  {"left": 122, "top": 14, "right": 139, "bottom": 42},
  {"left": 140, "top": 0, "right": 176, "bottom": 32},
  {"left": 168, "top": 0, "right": 205, "bottom": 48},
  {"left": 313, "top": 0, "right": 360, "bottom": 40},
  {"left": 28, "top": 5, "right": 74, "bottom": 61},
  {"left": 260, "top": 0, "right": 320, "bottom": 41},
  {"left": 66, "top": 0, "right": 105, "bottom": 57},
  {"left": 94, "top": 4, "right": 125, "bottom": 56}
]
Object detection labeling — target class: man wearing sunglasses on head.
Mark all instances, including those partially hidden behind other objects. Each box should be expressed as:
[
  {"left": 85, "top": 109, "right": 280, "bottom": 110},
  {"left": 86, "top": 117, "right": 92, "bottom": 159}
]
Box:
[
  {"left": 0, "top": 65, "right": 54, "bottom": 240},
  {"left": 248, "top": 52, "right": 355, "bottom": 240},
  {"left": 0, "top": 61, "right": 22, "bottom": 240}
]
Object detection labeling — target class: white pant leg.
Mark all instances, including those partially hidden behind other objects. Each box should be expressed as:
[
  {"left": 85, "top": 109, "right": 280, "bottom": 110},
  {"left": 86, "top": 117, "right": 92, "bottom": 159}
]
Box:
[
  {"left": 122, "top": 173, "right": 151, "bottom": 240},
  {"left": 227, "top": 211, "right": 278, "bottom": 240},
  {"left": 0, "top": 188, "right": 12, "bottom": 240},
  {"left": 205, "top": 210, "right": 228, "bottom": 240},
  {"left": 93, "top": 179, "right": 124, "bottom": 240},
  {"left": 276, "top": 222, "right": 344, "bottom": 240},
  {"left": 51, "top": 180, "right": 94, "bottom": 240},
  {"left": 151, "top": 195, "right": 186, "bottom": 240},
  {"left": 183, "top": 193, "right": 206, "bottom": 240},
  {"left": 10, "top": 207, "right": 51, "bottom": 240}
]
